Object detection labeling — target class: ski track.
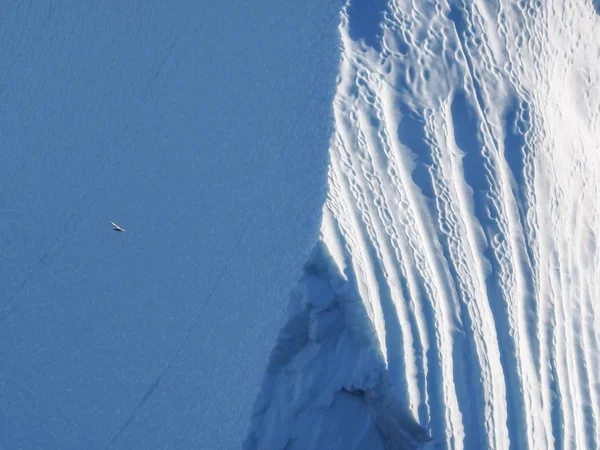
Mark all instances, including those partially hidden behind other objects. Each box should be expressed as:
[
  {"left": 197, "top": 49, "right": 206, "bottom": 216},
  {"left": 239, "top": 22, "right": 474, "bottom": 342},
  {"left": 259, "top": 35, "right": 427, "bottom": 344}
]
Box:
[{"left": 247, "top": 0, "right": 600, "bottom": 449}]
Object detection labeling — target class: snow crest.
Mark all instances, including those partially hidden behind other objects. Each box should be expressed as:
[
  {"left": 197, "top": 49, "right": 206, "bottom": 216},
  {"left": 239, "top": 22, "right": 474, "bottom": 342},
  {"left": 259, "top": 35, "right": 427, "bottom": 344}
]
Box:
[{"left": 249, "top": 0, "right": 600, "bottom": 448}]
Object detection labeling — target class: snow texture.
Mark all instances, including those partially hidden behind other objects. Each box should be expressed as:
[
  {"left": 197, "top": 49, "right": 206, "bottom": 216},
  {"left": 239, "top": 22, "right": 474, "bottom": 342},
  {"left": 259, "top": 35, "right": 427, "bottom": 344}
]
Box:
[
  {"left": 0, "top": 2, "right": 340, "bottom": 449},
  {"left": 4, "top": 0, "right": 600, "bottom": 449},
  {"left": 248, "top": 0, "right": 600, "bottom": 449}
]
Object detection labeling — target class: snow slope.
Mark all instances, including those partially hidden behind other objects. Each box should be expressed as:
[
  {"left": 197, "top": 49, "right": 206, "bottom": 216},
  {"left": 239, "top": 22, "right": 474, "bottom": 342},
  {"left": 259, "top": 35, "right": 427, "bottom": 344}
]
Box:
[
  {"left": 0, "top": 2, "right": 341, "bottom": 449},
  {"left": 248, "top": 0, "right": 600, "bottom": 449}
]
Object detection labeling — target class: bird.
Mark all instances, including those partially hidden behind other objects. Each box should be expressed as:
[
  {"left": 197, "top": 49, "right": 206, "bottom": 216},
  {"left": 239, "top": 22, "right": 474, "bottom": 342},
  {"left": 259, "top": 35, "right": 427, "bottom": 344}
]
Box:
[{"left": 111, "top": 221, "right": 125, "bottom": 232}]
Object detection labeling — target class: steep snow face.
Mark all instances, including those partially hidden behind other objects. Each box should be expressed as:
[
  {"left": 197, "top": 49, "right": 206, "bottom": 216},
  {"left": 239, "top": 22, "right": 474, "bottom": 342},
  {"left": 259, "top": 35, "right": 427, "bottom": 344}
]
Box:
[
  {"left": 0, "top": 2, "right": 340, "bottom": 450},
  {"left": 249, "top": 1, "right": 600, "bottom": 449}
]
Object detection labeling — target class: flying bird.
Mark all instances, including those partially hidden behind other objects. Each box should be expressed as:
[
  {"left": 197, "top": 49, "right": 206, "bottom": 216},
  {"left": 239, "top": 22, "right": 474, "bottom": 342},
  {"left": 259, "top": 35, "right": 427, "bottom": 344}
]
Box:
[{"left": 111, "top": 221, "right": 125, "bottom": 232}]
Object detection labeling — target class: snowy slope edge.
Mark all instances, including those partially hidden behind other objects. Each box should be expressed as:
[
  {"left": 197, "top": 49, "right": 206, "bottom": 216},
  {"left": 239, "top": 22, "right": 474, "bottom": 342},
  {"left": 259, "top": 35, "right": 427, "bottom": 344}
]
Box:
[
  {"left": 247, "top": 0, "right": 600, "bottom": 449},
  {"left": 317, "top": 1, "right": 600, "bottom": 449},
  {"left": 244, "top": 241, "right": 430, "bottom": 450}
]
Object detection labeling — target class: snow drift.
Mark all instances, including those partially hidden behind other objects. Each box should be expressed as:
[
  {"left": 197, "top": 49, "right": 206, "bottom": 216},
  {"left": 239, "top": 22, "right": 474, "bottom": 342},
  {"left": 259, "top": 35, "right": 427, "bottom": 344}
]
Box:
[{"left": 248, "top": 0, "right": 600, "bottom": 449}]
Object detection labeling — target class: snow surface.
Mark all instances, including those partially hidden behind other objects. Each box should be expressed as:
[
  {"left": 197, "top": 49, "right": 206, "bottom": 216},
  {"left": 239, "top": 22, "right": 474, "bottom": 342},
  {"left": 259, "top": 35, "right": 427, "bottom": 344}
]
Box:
[
  {"left": 247, "top": 0, "right": 600, "bottom": 449},
  {"left": 4, "top": 1, "right": 600, "bottom": 449},
  {"left": 0, "top": 2, "right": 341, "bottom": 449}
]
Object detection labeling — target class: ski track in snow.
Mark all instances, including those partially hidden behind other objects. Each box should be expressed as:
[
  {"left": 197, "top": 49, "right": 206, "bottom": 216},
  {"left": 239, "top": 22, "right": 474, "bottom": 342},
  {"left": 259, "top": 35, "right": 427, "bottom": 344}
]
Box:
[{"left": 247, "top": 1, "right": 600, "bottom": 449}]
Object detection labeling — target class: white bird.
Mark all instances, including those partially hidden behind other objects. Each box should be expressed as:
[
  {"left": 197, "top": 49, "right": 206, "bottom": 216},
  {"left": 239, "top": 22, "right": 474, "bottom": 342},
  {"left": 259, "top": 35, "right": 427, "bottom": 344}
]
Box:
[{"left": 111, "top": 221, "right": 125, "bottom": 232}]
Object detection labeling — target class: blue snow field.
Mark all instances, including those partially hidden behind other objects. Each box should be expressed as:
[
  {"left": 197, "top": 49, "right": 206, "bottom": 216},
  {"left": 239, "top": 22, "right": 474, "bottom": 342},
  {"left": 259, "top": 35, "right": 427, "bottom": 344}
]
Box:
[{"left": 0, "top": 2, "right": 341, "bottom": 449}]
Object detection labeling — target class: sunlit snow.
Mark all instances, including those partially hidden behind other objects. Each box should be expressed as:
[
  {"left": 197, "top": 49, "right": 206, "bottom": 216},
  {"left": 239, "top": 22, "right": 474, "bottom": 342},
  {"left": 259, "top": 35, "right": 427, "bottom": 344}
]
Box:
[
  {"left": 3, "top": 1, "right": 600, "bottom": 449},
  {"left": 248, "top": 1, "right": 600, "bottom": 449}
]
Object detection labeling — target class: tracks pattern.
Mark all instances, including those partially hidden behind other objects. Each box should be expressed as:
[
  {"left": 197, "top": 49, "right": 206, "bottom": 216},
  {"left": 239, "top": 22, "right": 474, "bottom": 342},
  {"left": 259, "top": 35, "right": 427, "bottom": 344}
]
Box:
[{"left": 321, "top": 0, "right": 600, "bottom": 448}]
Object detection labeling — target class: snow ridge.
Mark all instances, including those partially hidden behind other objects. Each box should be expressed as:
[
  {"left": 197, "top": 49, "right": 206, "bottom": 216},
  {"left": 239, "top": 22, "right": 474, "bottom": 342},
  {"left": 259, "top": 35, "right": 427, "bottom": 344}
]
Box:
[{"left": 249, "top": 0, "right": 600, "bottom": 448}]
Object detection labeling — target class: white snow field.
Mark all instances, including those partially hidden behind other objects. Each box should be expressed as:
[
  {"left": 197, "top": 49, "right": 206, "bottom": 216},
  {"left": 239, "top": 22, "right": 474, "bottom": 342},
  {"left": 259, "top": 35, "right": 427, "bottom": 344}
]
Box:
[
  {"left": 4, "top": 0, "right": 600, "bottom": 449},
  {"left": 246, "top": 0, "right": 600, "bottom": 449},
  {"left": 0, "top": 2, "right": 341, "bottom": 449}
]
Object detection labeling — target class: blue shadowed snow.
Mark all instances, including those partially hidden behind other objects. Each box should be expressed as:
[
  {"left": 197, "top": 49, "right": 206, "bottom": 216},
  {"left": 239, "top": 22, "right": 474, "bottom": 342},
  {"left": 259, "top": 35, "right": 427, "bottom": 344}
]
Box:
[
  {"left": 244, "top": 243, "right": 430, "bottom": 449},
  {"left": 397, "top": 105, "right": 436, "bottom": 199},
  {"left": 346, "top": 0, "right": 387, "bottom": 51},
  {"left": 0, "top": 2, "right": 341, "bottom": 449},
  {"left": 452, "top": 87, "right": 529, "bottom": 450}
]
